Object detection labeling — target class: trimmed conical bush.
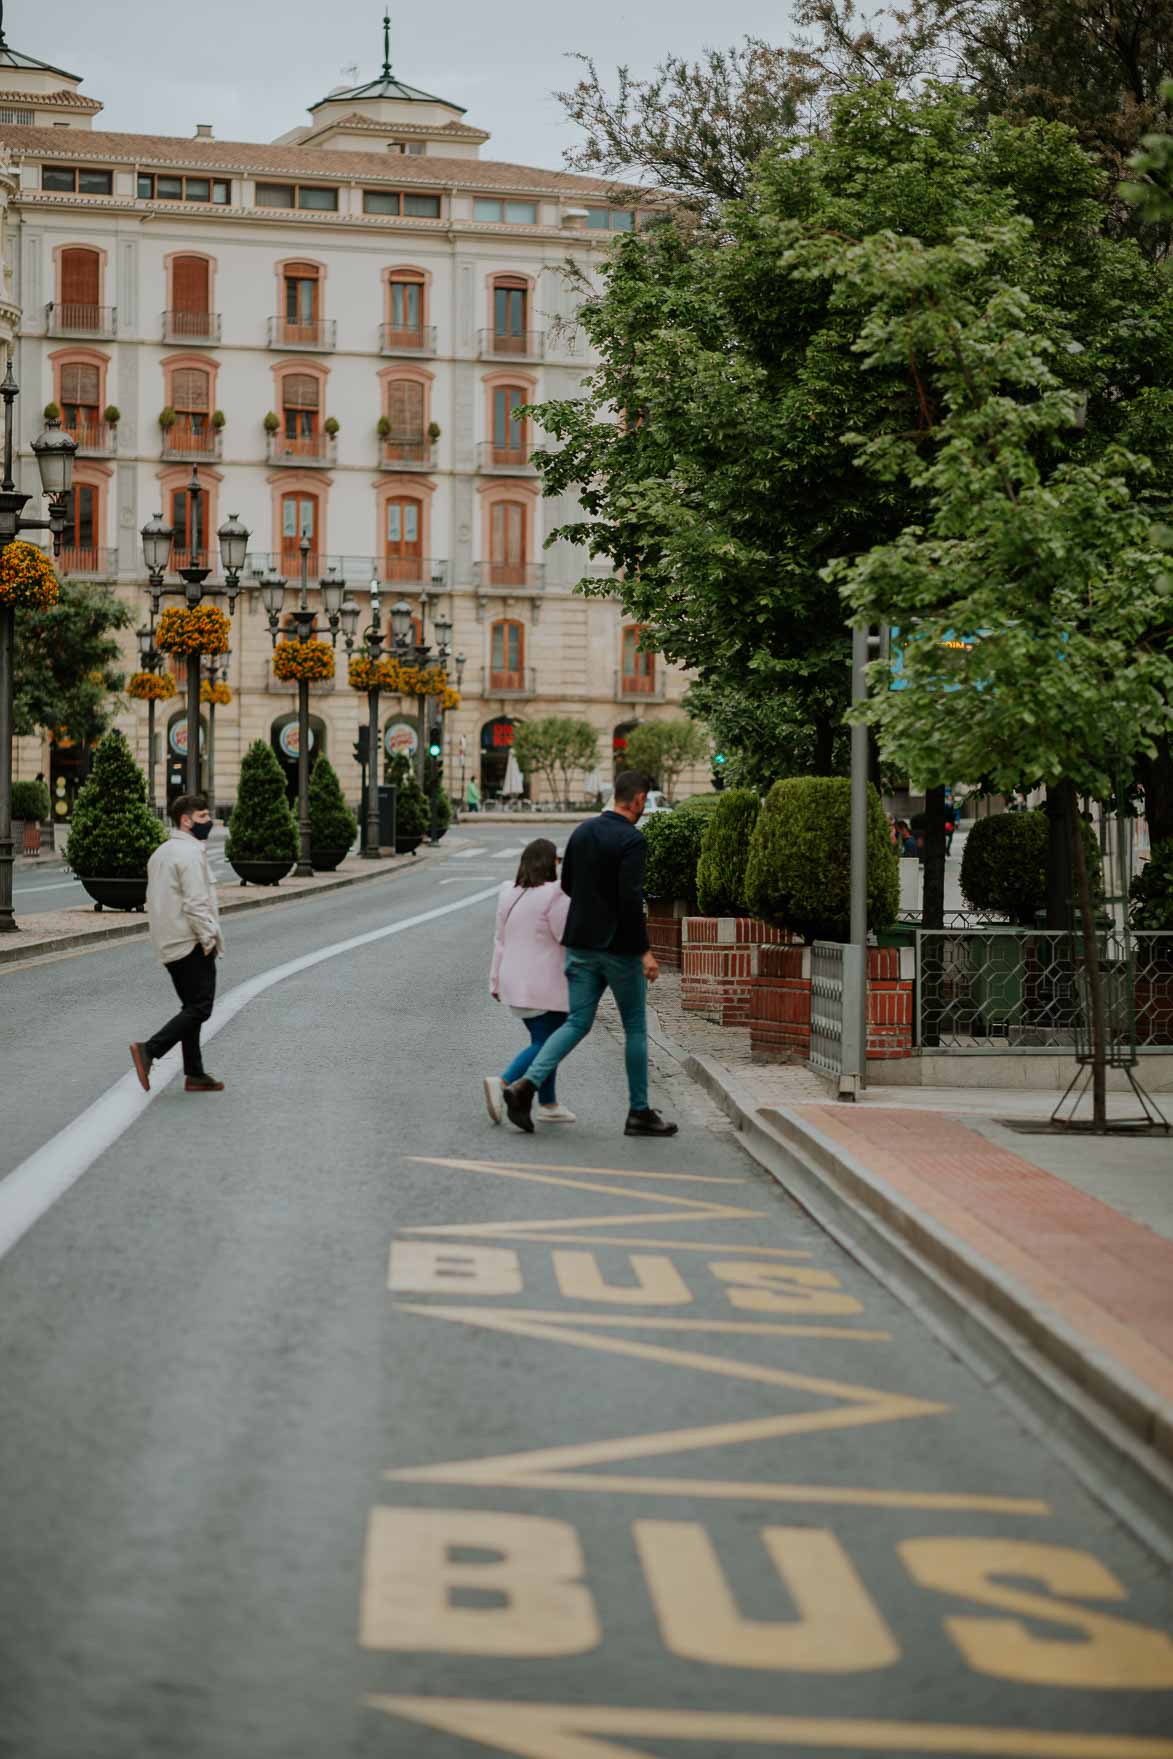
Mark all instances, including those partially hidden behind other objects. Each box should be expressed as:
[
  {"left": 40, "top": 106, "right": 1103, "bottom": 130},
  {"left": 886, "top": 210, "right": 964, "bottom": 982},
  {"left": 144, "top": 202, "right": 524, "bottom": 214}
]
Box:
[
  {"left": 309, "top": 756, "right": 357, "bottom": 862},
  {"left": 227, "top": 740, "right": 298, "bottom": 864},
  {"left": 65, "top": 729, "right": 165, "bottom": 879}
]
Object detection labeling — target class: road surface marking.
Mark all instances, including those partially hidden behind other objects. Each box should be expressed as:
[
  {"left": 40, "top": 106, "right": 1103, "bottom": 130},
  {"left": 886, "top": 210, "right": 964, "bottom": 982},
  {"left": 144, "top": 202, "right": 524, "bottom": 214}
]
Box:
[
  {"left": 410, "top": 1155, "right": 749, "bottom": 1183},
  {"left": 0, "top": 884, "right": 499, "bottom": 1264},
  {"left": 448, "top": 846, "right": 487, "bottom": 859},
  {"left": 404, "top": 1229, "right": 814, "bottom": 1257},
  {"left": 369, "top": 1698, "right": 1173, "bottom": 1757}
]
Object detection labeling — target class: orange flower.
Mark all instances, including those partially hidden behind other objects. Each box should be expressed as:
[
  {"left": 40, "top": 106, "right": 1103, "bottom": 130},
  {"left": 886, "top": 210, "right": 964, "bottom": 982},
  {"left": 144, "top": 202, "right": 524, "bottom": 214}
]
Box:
[
  {"left": 272, "top": 638, "right": 335, "bottom": 683},
  {"left": 200, "top": 679, "right": 232, "bottom": 705},
  {"left": 128, "top": 670, "right": 177, "bottom": 702},
  {"left": 0, "top": 539, "right": 59, "bottom": 609},
  {"left": 156, "top": 604, "right": 231, "bottom": 655}
]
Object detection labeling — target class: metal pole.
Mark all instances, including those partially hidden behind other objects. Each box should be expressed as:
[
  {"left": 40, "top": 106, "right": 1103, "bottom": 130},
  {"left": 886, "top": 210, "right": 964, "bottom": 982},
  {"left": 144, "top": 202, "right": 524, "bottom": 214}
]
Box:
[
  {"left": 206, "top": 697, "right": 216, "bottom": 820},
  {"left": 365, "top": 686, "right": 381, "bottom": 856},
  {"left": 0, "top": 603, "right": 14, "bottom": 932},
  {"left": 848, "top": 621, "right": 870, "bottom": 1088},
  {"left": 186, "top": 654, "right": 200, "bottom": 794},
  {"left": 147, "top": 694, "right": 156, "bottom": 816},
  {"left": 296, "top": 673, "right": 312, "bottom": 877},
  {"left": 416, "top": 689, "right": 426, "bottom": 786}
]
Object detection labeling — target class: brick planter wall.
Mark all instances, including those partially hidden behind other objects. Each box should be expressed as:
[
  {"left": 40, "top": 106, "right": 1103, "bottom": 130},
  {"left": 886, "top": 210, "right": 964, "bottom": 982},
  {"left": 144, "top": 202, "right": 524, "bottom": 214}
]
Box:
[
  {"left": 647, "top": 899, "right": 687, "bottom": 971},
  {"left": 749, "top": 943, "right": 914, "bottom": 1063},
  {"left": 681, "top": 916, "right": 791, "bottom": 1026}
]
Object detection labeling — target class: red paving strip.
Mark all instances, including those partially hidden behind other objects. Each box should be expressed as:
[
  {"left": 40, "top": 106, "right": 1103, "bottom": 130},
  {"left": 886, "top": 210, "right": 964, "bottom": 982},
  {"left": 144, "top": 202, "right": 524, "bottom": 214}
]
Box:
[{"left": 794, "top": 1105, "right": 1173, "bottom": 1413}]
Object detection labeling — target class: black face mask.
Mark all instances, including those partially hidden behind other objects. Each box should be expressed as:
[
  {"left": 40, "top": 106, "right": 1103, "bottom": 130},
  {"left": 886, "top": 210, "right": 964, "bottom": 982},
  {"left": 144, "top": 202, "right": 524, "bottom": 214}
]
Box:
[{"left": 189, "top": 820, "right": 213, "bottom": 841}]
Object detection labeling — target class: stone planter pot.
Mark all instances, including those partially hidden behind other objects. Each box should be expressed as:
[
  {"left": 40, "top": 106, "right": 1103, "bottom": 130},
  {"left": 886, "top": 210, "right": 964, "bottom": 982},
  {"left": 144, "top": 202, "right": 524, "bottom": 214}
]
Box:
[
  {"left": 311, "top": 847, "right": 349, "bottom": 873},
  {"left": 77, "top": 875, "right": 148, "bottom": 912},
  {"left": 395, "top": 834, "right": 423, "bottom": 857},
  {"left": 229, "top": 857, "right": 294, "bottom": 887}
]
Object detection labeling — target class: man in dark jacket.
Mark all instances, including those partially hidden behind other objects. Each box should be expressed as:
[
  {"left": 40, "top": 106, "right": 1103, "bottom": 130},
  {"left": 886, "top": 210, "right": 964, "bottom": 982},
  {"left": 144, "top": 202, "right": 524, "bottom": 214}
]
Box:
[{"left": 502, "top": 770, "right": 678, "bottom": 1137}]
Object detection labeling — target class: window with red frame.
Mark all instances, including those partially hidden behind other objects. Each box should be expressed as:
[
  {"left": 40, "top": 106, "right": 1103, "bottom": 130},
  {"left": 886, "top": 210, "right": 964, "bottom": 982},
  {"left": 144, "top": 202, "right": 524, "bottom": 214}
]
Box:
[
  {"left": 60, "top": 362, "right": 100, "bottom": 447},
  {"left": 490, "top": 618, "right": 525, "bottom": 691},
  {"left": 621, "top": 625, "right": 655, "bottom": 693},
  {"left": 489, "top": 500, "right": 526, "bottom": 585}
]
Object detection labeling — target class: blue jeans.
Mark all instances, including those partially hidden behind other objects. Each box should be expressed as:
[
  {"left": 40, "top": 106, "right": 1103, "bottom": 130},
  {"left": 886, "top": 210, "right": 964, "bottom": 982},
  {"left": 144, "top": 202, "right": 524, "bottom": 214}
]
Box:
[
  {"left": 523, "top": 949, "right": 649, "bottom": 1112},
  {"left": 502, "top": 1009, "right": 567, "bottom": 1105}
]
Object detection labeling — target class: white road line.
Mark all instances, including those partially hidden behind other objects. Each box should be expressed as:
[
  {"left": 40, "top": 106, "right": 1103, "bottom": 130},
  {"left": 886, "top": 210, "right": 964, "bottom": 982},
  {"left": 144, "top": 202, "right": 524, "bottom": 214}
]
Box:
[
  {"left": 447, "top": 846, "right": 486, "bottom": 860},
  {"left": 0, "top": 884, "right": 499, "bottom": 1265},
  {"left": 491, "top": 846, "right": 525, "bottom": 860},
  {"left": 439, "top": 875, "right": 498, "bottom": 885},
  {"left": 13, "top": 877, "right": 87, "bottom": 895}
]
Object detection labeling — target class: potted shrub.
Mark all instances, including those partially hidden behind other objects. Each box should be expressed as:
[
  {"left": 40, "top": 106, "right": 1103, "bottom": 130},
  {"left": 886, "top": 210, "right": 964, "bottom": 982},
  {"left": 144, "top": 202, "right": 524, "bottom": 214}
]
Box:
[
  {"left": 696, "top": 788, "right": 761, "bottom": 916},
  {"left": 226, "top": 740, "right": 298, "bottom": 885},
  {"left": 427, "top": 420, "right": 442, "bottom": 443},
  {"left": 158, "top": 406, "right": 176, "bottom": 432},
  {"left": 386, "top": 752, "right": 427, "bottom": 854},
  {"left": 309, "top": 756, "right": 357, "bottom": 871},
  {"left": 212, "top": 409, "right": 226, "bottom": 430},
  {"left": 43, "top": 401, "right": 61, "bottom": 422},
  {"left": 642, "top": 808, "right": 706, "bottom": 967},
  {"left": 12, "top": 777, "right": 50, "bottom": 855},
  {"left": 377, "top": 414, "right": 392, "bottom": 441},
  {"left": 745, "top": 776, "right": 898, "bottom": 942},
  {"left": 324, "top": 415, "right": 340, "bottom": 438},
  {"left": 103, "top": 404, "right": 121, "bottom": 428},
  {"left": 263, "top": 410, "right": 280, "bottom": 435},
  {"left": 65, "top": 730, "right": 166, "bottom": 910}
]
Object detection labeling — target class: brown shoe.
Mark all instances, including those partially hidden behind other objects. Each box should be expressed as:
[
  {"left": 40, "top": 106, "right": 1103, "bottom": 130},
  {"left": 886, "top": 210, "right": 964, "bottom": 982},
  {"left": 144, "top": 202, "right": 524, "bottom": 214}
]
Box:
[
  {"left": 129, "top": 1043, "right": 153, "bottom": 1092},
  {"left": 184, "top": 1074, "right": 225, "bottom": 1092}
]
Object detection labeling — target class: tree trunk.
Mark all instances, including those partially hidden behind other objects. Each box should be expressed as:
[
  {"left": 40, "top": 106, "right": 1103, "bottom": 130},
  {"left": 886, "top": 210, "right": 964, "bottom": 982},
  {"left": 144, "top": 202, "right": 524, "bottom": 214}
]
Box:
[
  {"left": 813, "top": 717, "right": 835, "bottom": 776},
  {"left": 1045, "top": 783, "right": 1073, "bottom": 930},
  {"left": 1063, "top": 780, "right": 1107, "bottom": 1130},
  {"left": 922, "top": 784, "right": 947, "bottom": 931}
]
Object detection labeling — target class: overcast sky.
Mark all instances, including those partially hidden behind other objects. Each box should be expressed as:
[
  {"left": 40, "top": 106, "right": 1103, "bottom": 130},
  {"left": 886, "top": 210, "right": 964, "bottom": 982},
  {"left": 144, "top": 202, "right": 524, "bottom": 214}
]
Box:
[{"left": 10, "top": 0, "right": 793, "bottom": 169}]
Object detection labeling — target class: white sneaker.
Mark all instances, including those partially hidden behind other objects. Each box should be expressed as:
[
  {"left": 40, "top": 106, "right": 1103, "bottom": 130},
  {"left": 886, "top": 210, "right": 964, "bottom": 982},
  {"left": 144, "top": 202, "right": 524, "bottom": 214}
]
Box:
[
  {"left": 537, "top": 1102, "right": 576, "bottom": 1123},
  {"left": 483, "top": 1075, "right": 504, "bottom": 1124}
]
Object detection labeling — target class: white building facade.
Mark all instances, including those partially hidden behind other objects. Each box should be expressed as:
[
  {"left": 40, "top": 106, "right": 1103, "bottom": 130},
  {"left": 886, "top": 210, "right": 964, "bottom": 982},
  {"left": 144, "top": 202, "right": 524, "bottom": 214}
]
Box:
[{"left": 0, "top": 22, "right": 698, "bottom": 812}]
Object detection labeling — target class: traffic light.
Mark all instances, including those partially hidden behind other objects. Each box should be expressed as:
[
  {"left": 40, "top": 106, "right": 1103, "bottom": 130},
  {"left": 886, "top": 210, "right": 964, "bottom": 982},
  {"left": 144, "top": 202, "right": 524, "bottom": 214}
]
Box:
[
  {"left": 353, "top": 725, "right": 369, "bottom": 766},
  {"left": 428, "top": 724, "right": 442, "bottom": 760},
  {"left": 712, "top": 751, "right": 727, "bottom": 790}
]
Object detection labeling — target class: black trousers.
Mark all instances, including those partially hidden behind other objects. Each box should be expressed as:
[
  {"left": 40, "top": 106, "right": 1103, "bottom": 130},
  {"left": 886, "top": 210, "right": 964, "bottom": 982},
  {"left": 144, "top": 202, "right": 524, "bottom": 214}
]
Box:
[{"left": 144, "top": 945, "right": 217, "bottom": 1076}]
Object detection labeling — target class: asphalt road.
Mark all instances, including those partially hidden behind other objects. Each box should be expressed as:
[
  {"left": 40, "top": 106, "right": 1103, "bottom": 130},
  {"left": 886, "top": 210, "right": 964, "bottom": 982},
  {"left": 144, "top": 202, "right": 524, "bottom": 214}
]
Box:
[
  {"left": 11, "top": 831, "right": 235, "bottom": 917},
  {"left": 1, "top": 822, "right": 1172, "bottom": 1759}
]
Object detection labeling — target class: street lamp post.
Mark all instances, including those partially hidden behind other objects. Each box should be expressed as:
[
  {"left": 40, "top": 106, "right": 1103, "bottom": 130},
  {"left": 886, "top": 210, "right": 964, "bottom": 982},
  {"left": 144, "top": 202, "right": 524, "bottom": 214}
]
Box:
[
  {"left": 0, "top": 363, "right": 77, "bottom": 933},
  {"left": 261, "top": 539, "right": 346, "bottom": 878},
  {"left": 343, "top": 577, "right": 398, "bottom": 859},
  {"left": 140, "top": 471, "right": 248, "bottom": 803},
  {"left": 201, "top": 646, "right": 231, "bottom": 820},
  {"left": 135, "top": 616, "right": 162, "bottom": 817}
]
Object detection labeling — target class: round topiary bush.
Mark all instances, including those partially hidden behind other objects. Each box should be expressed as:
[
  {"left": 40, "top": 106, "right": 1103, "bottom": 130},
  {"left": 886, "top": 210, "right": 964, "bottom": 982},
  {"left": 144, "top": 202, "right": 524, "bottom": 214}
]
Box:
[
  {"left": 642, "top": 808, "right": 705, "bottom": 907},
  {"left": 65, "top": 730, "right": 165, "bottom": 879},
  {"left": 744, "top": 776, "right": 898, "bottom": 942},
  {"left": 1130, "top": 839, "right": 1173, "bottom": 930},
  {"left": 12, "top": 779, "right": 50, "bottom": 822},
  {"left": 227, "top": 740, "right": 298, "bottom": 865},
  {"left": 960, "top": 809, "right": 1103, "bottom": 924},
  {"left": 696, "top": 788, "right": 761, "bottom": 916},
  {"left": 309, "top": 756, "right": 357, "bottom": 863},
  {"left": 386, "top": 752, "right": 429, "bottom": 841}
]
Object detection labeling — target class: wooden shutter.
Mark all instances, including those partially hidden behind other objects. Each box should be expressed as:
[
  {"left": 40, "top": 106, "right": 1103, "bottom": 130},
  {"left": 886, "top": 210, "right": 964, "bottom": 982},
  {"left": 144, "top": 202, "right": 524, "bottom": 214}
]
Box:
[
  {"left": 60, "top": 248, "right": 99, "bottom": 307},
  {"left": 60, "top": 363, "right": 99, "bottom": 407},
  {"left": 172, "top": 256, "right": 209, "bottom": 314},
  {"left": 172, "top": 368, "right": 209, "bottom": 413},
  {"left": 387, "top": 380, "right": 423, "bottom": 438},
  {"left": 283, "top": 373, "right": 319, "bottom": 411}
]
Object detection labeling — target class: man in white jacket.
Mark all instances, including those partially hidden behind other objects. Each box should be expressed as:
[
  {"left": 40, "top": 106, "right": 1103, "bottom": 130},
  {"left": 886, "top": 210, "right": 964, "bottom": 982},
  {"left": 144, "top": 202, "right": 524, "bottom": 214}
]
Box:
[{"left": 130, "top": 793, "right": 225, "bottom": 1094}]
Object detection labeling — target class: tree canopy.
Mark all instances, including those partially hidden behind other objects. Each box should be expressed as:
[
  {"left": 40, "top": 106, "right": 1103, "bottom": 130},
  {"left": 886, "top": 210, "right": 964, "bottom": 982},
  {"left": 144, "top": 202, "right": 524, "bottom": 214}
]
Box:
[{"left": 14, "top": 580, "right": 130, "bottom": 749}]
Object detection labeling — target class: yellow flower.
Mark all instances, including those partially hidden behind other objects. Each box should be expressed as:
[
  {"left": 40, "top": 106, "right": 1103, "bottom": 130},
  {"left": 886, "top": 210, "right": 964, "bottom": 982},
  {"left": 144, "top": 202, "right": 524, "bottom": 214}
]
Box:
[
  {"left": 272, "top": 638, "right": 335, "bottom": 683},
  {"left": 156, "top": 604, "right": 232, "bottom": 655},
  {"left": 128, "top": 670, "right": 177, "bottom": 702},
  {"left": 0, "top": 539, "right": 59, "bottom": 609},
  {"left": 200, "top": 679, "right": 232, "bottom": 705}
]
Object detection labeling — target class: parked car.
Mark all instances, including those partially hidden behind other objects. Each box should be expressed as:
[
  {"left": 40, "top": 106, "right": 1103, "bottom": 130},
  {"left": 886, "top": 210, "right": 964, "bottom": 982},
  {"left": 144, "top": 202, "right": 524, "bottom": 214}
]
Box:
[{"left": 637, "top": 790, "right": 672, "bottom": 825}]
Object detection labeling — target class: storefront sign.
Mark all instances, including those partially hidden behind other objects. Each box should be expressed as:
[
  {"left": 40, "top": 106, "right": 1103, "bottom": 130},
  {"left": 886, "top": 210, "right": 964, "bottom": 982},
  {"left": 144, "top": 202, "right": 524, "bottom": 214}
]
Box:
[
  {"left": 278, "top": 721, "right": 316, "bottom": 761},
  {"left": 168, "top": 719, "right": 205, "bottom": 757},
  {"left": 384, "top": 720, "right": 419, "bottom": 760}
]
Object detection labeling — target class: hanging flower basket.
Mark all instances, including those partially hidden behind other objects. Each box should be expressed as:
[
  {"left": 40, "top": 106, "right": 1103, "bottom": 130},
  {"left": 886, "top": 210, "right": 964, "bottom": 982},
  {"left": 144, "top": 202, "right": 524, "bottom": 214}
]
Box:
[
  {"left": 200, "top": 679, "right": 232, "bottom": 706},
  {"left": 348, "top": 653, "right": 397, "bottom": 692},
  {"left": 0, "top": 539, "right": 59, "bottom": 609},
  {"left": 442, "top": 685, "right": 461, "bottom": 710},
  {"left": 128, "top": 670, "right": 177, "bottom": 702},
  {"left": 155, "top": 603, "right": 232, "bottom": 655},
  {"left": 272, "top": 638, "right": 335, "bottom": 683},
  {"left": 391, "top": 661, "right": 450, "bottom": 697}
]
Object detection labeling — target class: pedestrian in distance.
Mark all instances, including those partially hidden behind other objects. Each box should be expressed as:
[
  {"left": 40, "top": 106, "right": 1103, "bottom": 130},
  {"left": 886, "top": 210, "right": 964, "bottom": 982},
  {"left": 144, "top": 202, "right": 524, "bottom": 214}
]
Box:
[
  {"left": 502, "top": 770, "right": 678, "bottom": 1138},
  {"left": 129, "top": 793, "right": 225, "bottom": 1095},
  {"left": 465, "top": 777, "right": 480, "bottom": 813},
  {"left": 484, "top": 838, "right": 575, "bottom": 1126}
]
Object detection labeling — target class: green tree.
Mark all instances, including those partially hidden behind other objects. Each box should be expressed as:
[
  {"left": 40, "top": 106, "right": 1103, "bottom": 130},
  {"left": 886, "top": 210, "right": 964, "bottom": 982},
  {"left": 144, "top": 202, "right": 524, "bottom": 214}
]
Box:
[
  {"left": 308, "top": 757, "right": 357, "bottom": 860},
  {"left": 385, "top": 751, "right": 429, "bottom": 841},
  {"left": 227, "top": 741, "right": 298, "bottom": 865},
  {"left": 619, "top": 719, "right": 710, "bottom": 801},
  {"left": 65, "top": 729, "right": 165, "bottom": 879},
  {"left": 696, "top": 788, "right": 762, "bottom": 915},
  {"left": 745, "top": 776, "right": 898, "bottom": 940},
  {"left": 513, "top": 716, "right": 599, "bottom": 805},
  {"left": 14, "top": 580, "right": 130, "bottom": 757}
]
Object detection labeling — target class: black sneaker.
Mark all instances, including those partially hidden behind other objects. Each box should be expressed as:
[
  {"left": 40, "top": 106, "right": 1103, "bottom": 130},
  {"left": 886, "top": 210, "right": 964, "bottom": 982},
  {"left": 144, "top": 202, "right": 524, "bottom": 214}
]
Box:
[
  {"left": 625, "top": 1107, "right": 678, "bottom": 1137},
  {"left": 503, "top": 1078, "right": 536, "bottom": 1134}
]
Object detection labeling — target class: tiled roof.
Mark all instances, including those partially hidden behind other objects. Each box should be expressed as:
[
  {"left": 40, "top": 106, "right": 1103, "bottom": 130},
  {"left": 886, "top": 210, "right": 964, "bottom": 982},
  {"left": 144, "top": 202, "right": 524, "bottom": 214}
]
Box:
[
  {"left": 0, "top": 124, "right": 631, "bottom": 196},
  {"left": 302, "top": 110, "right": 488, "bottom": 142},
  {"left": 0, "top": 87, "right": 101, "bottom": 111}
]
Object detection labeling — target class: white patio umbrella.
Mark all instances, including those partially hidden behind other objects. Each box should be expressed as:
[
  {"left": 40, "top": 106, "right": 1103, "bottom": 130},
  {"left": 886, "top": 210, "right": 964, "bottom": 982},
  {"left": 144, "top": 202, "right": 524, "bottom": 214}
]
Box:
[{"left": 503, "top": 752, "right": 525, "bottom": 797}]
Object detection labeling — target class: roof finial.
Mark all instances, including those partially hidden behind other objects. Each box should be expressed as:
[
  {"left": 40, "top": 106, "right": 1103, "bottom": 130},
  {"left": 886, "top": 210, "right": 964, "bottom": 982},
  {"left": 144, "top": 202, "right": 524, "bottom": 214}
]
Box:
[
  {"left": 0, "top": 2, "right": 7, "bottom": 49},
  {"left": 382, "top": 10, "right": 391, "bottom": 78}
]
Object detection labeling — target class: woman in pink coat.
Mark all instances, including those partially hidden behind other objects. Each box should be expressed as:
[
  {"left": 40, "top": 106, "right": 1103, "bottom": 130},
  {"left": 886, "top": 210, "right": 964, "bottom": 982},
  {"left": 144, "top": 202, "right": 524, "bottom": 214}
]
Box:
[{"left": 485, "top": 838, "right": 574, "bottom": 1124}]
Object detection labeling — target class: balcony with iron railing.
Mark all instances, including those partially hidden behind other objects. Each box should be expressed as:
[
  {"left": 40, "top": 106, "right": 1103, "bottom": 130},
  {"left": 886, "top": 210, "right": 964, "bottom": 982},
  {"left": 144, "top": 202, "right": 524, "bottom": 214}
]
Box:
[
  {"left": 242, "top": 553, "right": 448, "bottom": 590},
  {"left": 162, "top": 309, "right": 222, "bottom": 345},
  {"left": 58, "top": 546, "right": 119, "bottom": 578},
  {"left": 615, "top": 668, "right": 665, "bottom": 702},
  {"left": 476, "top": 439, "right": 541, "bottom": 475},
  {"left": 376, "top": 555, "right": 448, "bottom": 589},
  {"left": 478, "top": 328, "right": 545, "bottom": 362},
  {"left": 160, "top": 426, "right": 223, "bottom": 462},
  {"left": 45, "top": 302, "right": 117, "bottom": 339},
  {"left": 472, "top": 560, "right": 545, "bottom": 592},
  {"left": 378, "top": 323, "right": 436, "bottom": 357},
  {"left": 485, "top": 666, "right": 536, "bottom": 699},
  {"left": 64, "top": 419, "right": 117, "bottom": 457},
  {"left": 266, "top": 431, "right": 338, "bottom": 468},
  {"left": 378, "top": 436, "right": 437, "bottom": 471},
  {"left": 267, "top": 315, "right": 336, "bottom": 351}
]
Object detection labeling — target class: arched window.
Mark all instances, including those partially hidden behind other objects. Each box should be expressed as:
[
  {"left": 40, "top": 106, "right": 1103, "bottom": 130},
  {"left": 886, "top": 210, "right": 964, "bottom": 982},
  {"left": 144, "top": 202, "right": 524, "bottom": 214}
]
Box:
[
  {"left": 491, "top": 384, "right": 527, "bottom": 466},
  {"left": 59, "top": 247, "right": 100, "bottom": 328},
  {"left": 60, "top": 361, "right": 100, "bottom": 447},
  {"left": 384, "top": 496, "right": 423, "bottom": 583},
  {"left": 492, "top": 275, "right": 528, "bottom": 354},
  {"left": 621, "top": 625, "right": 655, "bottom": 693},
  {"left": 170, "top": 365, "right": 211, "bottom": 454},
  {"left": 281, "top": 490, "right": 319, "bottom": 574},
  {"left": 281, "top": 372, "right": 320, "bottom": 458},
  {"left": 282, "top": 262, "right": 320, "bottom": 344},
  {"left": 387, "top": 273, "right": 425, "bottom": 346},
  {"left": 62, "top": 481, "right": 100, "bottom": 573},
  {"left": 489, "top": 499, "right": 527, "bottom": 586},
  {"left": 490, "top": 619, "right": 525, "bottom": 691},
  {"left": 170, "top": 256, "right": 210, "bottom": 337},
  {"left": 384, "top": 379, "right": 426, "bottom": 463},
  {"left": 171, "top": 478, "right": 207, "bottom": 569}
]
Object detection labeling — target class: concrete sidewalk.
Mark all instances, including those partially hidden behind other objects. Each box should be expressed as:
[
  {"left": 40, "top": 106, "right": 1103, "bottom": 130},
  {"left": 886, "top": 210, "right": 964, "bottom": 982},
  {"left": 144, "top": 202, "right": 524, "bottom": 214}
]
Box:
[{"left": 649, "top": 966, "right": 1173, "bottom": 1557}]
